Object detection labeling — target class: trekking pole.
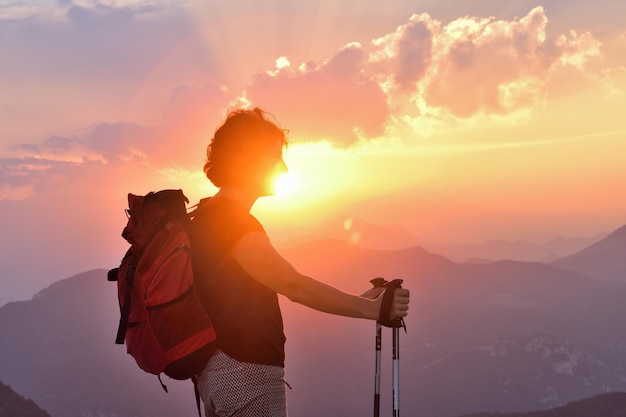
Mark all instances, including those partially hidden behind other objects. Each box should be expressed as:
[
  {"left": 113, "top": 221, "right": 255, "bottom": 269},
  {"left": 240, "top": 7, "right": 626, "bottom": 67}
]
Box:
[
  {"left": 369, "top": 277, "right": 387, "bottom": 417},
  {"left": 393, "top": 324, "right": 400, "bottom": 417},
  {"left": 383, "top": 279, "right": 406, "bottom": 417}
]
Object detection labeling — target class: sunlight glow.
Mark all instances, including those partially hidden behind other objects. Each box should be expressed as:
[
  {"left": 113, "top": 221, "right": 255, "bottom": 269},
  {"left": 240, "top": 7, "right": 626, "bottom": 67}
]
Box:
[{"left": 274, "top": 172, "right": 297, "bottom": 197}]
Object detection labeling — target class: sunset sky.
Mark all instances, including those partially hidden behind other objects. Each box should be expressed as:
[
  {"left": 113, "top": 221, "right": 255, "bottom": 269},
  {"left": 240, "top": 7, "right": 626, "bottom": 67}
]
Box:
[{"left": 1, "top": 0, "right": 625, "bottom": 302}]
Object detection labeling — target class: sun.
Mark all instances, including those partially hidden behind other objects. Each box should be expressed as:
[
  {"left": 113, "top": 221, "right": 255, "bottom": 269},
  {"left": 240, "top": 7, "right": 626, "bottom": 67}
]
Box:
[
  {"left": 273, "top": 171, "right": 297, "bottom": 196},
  {"left": 254, "top": 141, "right": 368, "bottom": 226},
  {"left": 263, "top": 141, "right": 355, "bottom": 208}
]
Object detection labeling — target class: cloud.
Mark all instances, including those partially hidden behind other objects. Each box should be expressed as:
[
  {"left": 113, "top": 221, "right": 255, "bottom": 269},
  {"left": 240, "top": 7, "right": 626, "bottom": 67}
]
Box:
[
  {"left": 369, "top": 13, "right": 436, "bottom": 93},
  {"left": 236, "top": 6, "right": 608, "bottom": 145},
  {"left": 0, "top": 127, "right": 148, "bottom": 205},
  {"left": 0, "top": 1, "right": 209, "bottom": 93},
  {"left": 10, "top": 124, "right": 143, "bottom": 164},
  {"left": 424, "top": 10, "right": 551, "bottom": 116},
  {"left": 154, "top": 82, "right": 236, "bottom": 167},
  {"left": 0, "top": 5, "right": 616, "bottom": 167},
  {"left": 0, "top": 0, "right": 226, "bottom": 149},
  {"left": 367, "top": 7, "right": 603, "bottom": 119},
  {"left": 245, "top": 43, "right": 390, "bottom": 146},
  {"left": 0, "top": 156, "right": 74, "bottom": 201},
  {"left": 1, "top": 79, "right": 234, "bottom": 201},
  {"left": 0, "top": 1, "right": 176, "bottom": 23},
  {"left": 1, "top": 3, "right": 614, "bottom": 155},
  {"left": 162, "top": 83, "right": 233, "bottom": 131}
]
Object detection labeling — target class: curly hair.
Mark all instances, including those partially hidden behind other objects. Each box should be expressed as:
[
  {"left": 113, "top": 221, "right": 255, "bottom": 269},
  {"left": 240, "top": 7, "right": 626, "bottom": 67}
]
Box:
[{"left": 204, "top": 107, "right": 287, "bottom": 188}]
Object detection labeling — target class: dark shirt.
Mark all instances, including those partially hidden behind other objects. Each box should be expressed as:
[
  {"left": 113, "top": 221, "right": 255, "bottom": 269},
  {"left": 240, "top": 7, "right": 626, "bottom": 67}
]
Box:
[{"left": 190, "top": 196, "right": 286, "bottom": 367}]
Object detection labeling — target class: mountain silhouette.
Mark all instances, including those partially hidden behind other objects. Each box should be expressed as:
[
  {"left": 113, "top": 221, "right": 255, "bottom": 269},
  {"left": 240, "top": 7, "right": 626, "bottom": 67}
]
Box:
[
  {"left": 458, "top": 391, "right": 626, "bottom": 417},
  {"left": 551, "top": 224, "right": 626, "bottom": 281},
  {"left": 279, "top": 237, "right": 626, "bottom": 416},
  {"left": 0, "top": 270, "right": 198, "bottom": 417},
  {"left": 279, "top": 216, "right": 606, "bottom": 264},
  {"left": 429, "top": 233, "right": 606, "bottom": 263},
  {"left": 1, "top": 227, "right": 626, "bottom": 417},
  {"left": 0, "top": 380, "right": 51, "bottom": 417}
]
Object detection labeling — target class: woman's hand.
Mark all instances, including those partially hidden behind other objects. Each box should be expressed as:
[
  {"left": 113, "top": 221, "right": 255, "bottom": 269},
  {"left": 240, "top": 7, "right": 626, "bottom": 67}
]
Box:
[
  {"left": 387, "top": 287, "right": 410, "bottom": 321},
  {"left": 361, "top": 285, "right": 410, "bottom": 322}
]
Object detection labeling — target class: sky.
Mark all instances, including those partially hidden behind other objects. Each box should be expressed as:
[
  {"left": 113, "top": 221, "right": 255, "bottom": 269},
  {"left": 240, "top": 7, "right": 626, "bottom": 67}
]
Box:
[{"left": 1, "top": 0, "right": 625, "bottom": 302}]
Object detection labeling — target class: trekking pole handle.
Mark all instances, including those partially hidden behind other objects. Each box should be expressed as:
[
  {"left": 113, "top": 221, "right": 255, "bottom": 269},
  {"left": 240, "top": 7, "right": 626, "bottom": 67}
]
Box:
[
  {"left": 370, "top": 277, "right": 388, "bottom": 288},
  {"left": 379, "top": 279, "right": 407, "bottom": 332}
]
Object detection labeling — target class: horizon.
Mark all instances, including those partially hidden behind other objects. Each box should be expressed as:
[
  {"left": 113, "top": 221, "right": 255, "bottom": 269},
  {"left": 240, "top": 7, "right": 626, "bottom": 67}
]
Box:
[
  {"left": 0, "top": 219, "right": 618, "bottom": 307},
  {"left": 1, "top": 0, "right": 626, "bottom": 301}
]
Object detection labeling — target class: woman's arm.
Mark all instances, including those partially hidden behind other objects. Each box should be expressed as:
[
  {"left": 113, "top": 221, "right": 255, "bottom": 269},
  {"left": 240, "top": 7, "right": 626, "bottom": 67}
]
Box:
[{"left": 231, "top": 231, "right": 410, "bottom": 321}]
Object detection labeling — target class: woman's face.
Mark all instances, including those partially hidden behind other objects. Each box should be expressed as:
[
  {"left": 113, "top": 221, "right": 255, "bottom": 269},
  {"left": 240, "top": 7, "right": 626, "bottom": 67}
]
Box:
[{"left": 251, "top": 138, "right": 288, "bottom": 197}]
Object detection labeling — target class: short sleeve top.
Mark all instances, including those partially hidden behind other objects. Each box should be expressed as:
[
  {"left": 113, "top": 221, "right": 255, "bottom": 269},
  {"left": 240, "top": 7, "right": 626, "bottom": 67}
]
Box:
[{"left": 190, "top": 196, "right": 286, "bottom": 367}]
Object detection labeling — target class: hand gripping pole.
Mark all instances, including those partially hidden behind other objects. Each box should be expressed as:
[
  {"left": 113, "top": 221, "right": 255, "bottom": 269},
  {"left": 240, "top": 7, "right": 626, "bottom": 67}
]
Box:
[{"left": 371, "top": 278, "right": 406, "bottom": 417}]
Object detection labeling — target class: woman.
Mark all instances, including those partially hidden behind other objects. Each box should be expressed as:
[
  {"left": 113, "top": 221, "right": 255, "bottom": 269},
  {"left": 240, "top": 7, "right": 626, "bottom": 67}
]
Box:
[{"left": 191, "top": 107, "right": 410, "bottom": 417}]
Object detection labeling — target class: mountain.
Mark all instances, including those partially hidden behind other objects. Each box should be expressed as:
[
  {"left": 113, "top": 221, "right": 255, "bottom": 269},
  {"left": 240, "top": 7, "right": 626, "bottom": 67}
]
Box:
[
  {"left": 551, "top": 224, "right": 626, "bottom": 281},
  {"left": 0, "top": 270, "right": 198, "bottom": 417},
  {"left": 279, "top": 216, "right": 605, "bottom": 263},
  {"left": 1, "top": 237, "right": 626, "bottom": 417},
  {"left": 280, "top": 241, "right": 626, "bottom": 416},
  {"left": 430, "top": 233, "right": 606, "bottom": 263},
  {"left": 0, "top": 380, "right": 51, "bottom": 417},
  {"left": 458, "top": 391, "right": 626, "bottom": 417}
]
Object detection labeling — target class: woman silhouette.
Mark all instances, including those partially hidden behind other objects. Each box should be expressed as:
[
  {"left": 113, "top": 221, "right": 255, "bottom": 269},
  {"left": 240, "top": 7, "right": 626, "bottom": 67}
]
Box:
[{"left": 191, "top": 107, "right": 410, "bottom": 417}]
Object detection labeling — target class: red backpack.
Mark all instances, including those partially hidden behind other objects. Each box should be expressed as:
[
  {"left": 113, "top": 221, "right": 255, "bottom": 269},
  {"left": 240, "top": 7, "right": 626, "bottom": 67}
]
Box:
[{"left": 108, "top": 189, "right": 216, "bottom": 385}]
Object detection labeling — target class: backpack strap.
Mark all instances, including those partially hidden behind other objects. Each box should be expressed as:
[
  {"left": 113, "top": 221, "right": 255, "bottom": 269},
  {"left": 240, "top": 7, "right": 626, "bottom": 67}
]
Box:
[
  {"left": 157, "top": 374, "right": 168, "bottom": 393},
  {"left": 115, "top": 261, "right": 136, "bottom": 344}
]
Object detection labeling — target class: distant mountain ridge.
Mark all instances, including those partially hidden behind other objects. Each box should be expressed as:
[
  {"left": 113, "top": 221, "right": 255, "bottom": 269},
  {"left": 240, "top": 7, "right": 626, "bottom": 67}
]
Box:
[
  {"left": 1, "top": 223, "right": 626, "bottom": 417},
  {"left": 0, "top": 270, "right": 198, "bottom": 417},
  {"left": 458, "top": 391, "right": 626, "bottom": 417},
  {"left": 0, "top": 380, "right": 51, "bottom": 417},
  {"left": 431, "top": 233, "right": 607, "bottom": 263},
  {"left": 552, "top": 224, "right": 626, "bottom": 281},
  {"left": 281, "top": 216, "right": 608, "bottom": 263}
]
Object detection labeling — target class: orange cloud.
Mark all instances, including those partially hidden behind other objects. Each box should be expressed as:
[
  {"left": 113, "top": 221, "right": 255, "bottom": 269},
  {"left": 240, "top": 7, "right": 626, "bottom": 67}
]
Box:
[
  {"left": 235, "top": 7, "right": 608, "bottom": 145},
  {"left": 1, "top": 6, "right": 618, "bottom": 196},
  {"left": 6, "top": 81, "right": 233, "bottom": 169},
  {"left": 371, "top": 7, "right": 603, "bottom": 117},
  {"left": 368, "top": 13, "right": 436, "bottom": 93},
  {"left": 245, "top": 43, "right": 390, "bottom": 146},
  {"left": 398, "top": 7, "right": 599, "bottom": 117}
]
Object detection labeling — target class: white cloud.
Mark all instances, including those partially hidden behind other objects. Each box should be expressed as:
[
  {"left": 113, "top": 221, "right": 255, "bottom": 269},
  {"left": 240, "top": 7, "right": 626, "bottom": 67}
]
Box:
[
  {"left": 365, "top": 7, "right": 606, "bottom": 123},
  {"left": 369, "top": 13, "right": 437, "bottom": 93}
]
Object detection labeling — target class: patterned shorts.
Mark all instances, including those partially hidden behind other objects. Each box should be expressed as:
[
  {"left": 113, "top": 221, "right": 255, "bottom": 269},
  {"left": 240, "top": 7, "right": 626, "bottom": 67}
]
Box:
[{"left": 195, "top": 350, "right": 288, "bottom": 417}]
